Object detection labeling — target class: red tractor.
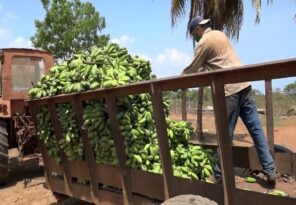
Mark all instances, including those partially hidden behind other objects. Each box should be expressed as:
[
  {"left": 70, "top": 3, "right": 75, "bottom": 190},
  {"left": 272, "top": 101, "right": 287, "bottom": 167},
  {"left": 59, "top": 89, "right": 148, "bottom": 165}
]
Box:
[{"left": 0, "top": 48, "right": 53, "bottom": 184}]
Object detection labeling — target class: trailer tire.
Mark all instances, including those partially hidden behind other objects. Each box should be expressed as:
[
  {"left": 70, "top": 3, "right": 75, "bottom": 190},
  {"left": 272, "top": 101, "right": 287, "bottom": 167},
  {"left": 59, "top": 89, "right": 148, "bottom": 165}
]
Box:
[{"left": 0, "top": 119, "right": 9, "bottom": 185}]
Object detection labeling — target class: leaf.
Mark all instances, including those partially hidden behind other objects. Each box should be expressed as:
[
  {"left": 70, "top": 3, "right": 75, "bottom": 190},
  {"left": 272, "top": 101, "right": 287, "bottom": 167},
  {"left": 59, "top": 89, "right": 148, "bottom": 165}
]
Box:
[{"left": 31, "top": 0, "right": 109, "bottom": 60}]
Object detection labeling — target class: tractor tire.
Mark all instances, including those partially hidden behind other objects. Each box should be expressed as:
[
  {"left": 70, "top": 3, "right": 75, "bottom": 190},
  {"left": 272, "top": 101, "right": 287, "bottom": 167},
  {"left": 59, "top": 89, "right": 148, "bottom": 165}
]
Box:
[{"left": 0, "top": 119, "right": 9, "bottom": 185}]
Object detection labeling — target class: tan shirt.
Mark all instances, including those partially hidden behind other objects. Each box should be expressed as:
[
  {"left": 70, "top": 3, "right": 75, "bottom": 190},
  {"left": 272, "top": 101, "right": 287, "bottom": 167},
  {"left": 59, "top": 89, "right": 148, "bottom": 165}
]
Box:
[{"left": 182, "top": 28, "right": 250, "bottom": 96}]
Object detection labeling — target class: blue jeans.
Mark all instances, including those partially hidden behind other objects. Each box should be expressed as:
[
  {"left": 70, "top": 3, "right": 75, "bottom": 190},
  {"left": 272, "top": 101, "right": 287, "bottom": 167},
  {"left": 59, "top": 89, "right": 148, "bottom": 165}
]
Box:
[{"left": 214, "top": 86, "right": 276, "bottom": 177}]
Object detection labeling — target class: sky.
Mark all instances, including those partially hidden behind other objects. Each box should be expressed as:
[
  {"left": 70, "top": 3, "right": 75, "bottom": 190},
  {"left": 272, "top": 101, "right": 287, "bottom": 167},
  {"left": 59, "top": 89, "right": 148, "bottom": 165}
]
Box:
[{"left": 0, "top": 0, "right": 295, "bottom": 92}]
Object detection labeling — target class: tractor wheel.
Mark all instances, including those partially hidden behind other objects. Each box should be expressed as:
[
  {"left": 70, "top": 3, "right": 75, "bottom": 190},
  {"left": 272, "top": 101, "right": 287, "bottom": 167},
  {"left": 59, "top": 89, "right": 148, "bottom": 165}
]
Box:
[{"left": 0, "top": 119, "right": 9, "bottom": 185}]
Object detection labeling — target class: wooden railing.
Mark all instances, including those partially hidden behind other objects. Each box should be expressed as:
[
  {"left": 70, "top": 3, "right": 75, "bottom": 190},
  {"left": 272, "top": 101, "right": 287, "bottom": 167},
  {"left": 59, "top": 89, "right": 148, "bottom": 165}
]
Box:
[{"left": 28, "top": 58, "right": 296, "bottom": 205}]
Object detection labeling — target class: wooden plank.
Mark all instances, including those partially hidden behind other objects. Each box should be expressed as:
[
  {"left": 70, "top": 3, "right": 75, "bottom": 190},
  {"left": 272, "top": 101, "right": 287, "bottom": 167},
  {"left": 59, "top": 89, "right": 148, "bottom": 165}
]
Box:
[
  {"left": 95, "top": 164, "right": 122, "bottom": 188},
  {"left": 181, "top": 89, "right": 187, "bottom": 121},
  {"left": 211, "top": 77, "right": 236, "bottom": 205},
  {"left": 27, "top": 59, "right": 296, "bottom": 106},
  {"left": 68, "top": 160, "right": 90, "bottom": 180},
  {"left": 173, "top": 177, "right": 223, "bottom": 204},
  {"left": 196, "top": 87, "right": 204, "bottom": 136},
  {"left": 218, "top": 59, "right": 296, "bottom": 85},
  {"left": 98, "top": 189, "right": 123, "bottom": 205},
  {"left": 265, "top": 80, "right": 274, "bottom": 154},
  {"left": 71, "top": 95, "right": 100, "bottom": 204},
  {"left": 157, "top": 59, "right": 296, "bottom": 91},
  {"left": 48, "top": 101, "right": 73, "bottom": 196},
  {"left": 275, "top": 153, "right": 292, "bottom": 175},
  {"left": 51, "top": 177, "right": 124, "bottom": 205},
  {"left": 133, "top": 194, "right": 161, "bottom": 205},
  {"left": 151, "top": 84, "right": 175, "bottom": 200},
  {"left": 28, "top": 102, "right": 54, "bottom": 190},
  {"left": 71, "top": 183, "right": 92, "bottom": 203},
  {"left": 236, "top": 189, "right": 296, "bottom": 205},
  {"left": 75, "top": 82, "right": 151, "bottom": 101},
  {"left": 248, "top": 146, "right": 262, "bottom": 170},
  {"left": 49, "top": 156, "right": 63, "bottom": 175},
  {"left": 131, "top": 169, "right": 164, "bottom": 200},
  {"left": 105, "top": 95, "right": 133, "bottom": 205},
  {"left": 292, "top": 153, "right": 296, "bottom": 178},
  {"left": 50, "top": 177, "right": 71, "bottom": 197}
]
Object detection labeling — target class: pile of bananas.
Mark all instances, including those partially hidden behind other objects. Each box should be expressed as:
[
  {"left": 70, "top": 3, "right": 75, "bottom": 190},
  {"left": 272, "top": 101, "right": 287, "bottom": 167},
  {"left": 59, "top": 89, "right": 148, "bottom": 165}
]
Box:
[
  {"left": 29, "top": 43, "right": 155, "bottom": 98},
  {"left": 36, "top": 106, "right": 60, "bottom": 161},
  {"left": 30, "top": 43, "right": 216, "bottom": 180},
  {"left": 57, "top": 103, "right": 84, "bottom": 161}
]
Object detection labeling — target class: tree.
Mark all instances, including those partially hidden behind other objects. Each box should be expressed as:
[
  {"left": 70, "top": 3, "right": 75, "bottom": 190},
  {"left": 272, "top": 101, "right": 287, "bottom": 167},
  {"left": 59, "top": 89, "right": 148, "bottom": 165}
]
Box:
[
  {"left": 31, "top": 0, "right": 109, "bottom": 60},
  {"left": 283, "top": 81, "right": 296, "bottom": 96},
  {"left": 171, "top": 0, "right": 274, "bottom": 39},
  {"left": 253, "top": 89, "right": 264, "bottom": 96}
]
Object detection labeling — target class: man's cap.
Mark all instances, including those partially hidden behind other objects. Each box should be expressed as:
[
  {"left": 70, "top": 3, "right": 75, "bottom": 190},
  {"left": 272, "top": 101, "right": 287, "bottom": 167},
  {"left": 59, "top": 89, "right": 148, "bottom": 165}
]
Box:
[{"left": 189, "top": 16, "right": 210, "bottom": 33}]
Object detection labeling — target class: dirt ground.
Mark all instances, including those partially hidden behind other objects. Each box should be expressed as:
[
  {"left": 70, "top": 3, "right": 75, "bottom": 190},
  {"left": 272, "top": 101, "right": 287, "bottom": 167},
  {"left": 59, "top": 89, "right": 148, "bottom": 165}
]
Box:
[
  {"left": 0, "top": 149, "right": 91, "bottom": 205},
  {"left": 0, "top": 113, "right": 295, "bottom": 205}
]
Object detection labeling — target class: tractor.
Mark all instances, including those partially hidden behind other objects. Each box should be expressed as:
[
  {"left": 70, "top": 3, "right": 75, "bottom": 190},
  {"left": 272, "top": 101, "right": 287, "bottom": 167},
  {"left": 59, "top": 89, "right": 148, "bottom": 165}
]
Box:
[{"left": 0, "top": 48, "right": 53, "bottom": 184}]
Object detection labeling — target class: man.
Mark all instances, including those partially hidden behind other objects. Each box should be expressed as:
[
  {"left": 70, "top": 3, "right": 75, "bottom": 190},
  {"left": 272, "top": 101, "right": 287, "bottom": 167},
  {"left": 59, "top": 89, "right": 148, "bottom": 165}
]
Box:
[{"left": 182, "top": 16, "right": 277, "bottom": 183}]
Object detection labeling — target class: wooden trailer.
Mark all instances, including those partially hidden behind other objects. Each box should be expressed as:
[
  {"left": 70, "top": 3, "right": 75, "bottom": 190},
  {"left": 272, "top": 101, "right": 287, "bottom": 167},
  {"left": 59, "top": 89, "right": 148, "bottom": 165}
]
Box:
[{"left": 28, "top": 58, "right": 296, "bottom": 205}]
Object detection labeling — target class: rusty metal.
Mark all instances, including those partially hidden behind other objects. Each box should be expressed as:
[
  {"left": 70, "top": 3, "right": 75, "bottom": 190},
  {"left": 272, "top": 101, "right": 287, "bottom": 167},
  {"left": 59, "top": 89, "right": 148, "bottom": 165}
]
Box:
[
  {"left": 27, "top": 58, "right": 296, "bottom": 205},
  {"left": 1, "top": 49, "right": 53, "bottom": 101},
  {"left": 13, "top": 113, "right": 37, "bottom": 160},
  {"left": 0, "top": 48, "right": 54, "bottom": 185}
]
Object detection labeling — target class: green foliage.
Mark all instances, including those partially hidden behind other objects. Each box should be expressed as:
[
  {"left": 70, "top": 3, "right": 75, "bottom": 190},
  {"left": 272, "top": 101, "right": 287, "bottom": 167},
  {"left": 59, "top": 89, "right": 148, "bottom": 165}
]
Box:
[
  {"left": 31, "top": 0, "right": 109, "bottom": 60},
  {"left": 168, "top": 87, "right": 212, "bottom": 113},
  {"left": 166, "top": 86, "right": 295, "bottom": 116},
  {"left": 283, "top": 81, "right": 296, "bottom": 96},
  {"left": 253, "top": 89, "right": 264, "bottom": 96}
]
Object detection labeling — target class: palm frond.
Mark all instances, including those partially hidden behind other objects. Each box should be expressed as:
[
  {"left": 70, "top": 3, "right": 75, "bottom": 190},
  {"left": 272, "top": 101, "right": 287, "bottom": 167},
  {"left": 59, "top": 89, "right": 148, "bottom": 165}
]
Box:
[
  {"left": 186, "top": 0, "right": 202, "bottom": 36},
  {"left": 171, "top": 0, "right": 187, "bottom": 26},
  {"left": 251, "top": 0, "right": 261, "bottom": 23},
  {"left": 170, "top": 0, "right": 273, "bottom": 41}
]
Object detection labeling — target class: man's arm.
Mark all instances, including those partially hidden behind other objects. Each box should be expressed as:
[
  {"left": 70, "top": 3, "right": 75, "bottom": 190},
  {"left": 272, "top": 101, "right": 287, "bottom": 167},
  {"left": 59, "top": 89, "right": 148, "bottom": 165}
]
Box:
[{"left": 182, "top": 41, "right": 208, "bottom": 75}]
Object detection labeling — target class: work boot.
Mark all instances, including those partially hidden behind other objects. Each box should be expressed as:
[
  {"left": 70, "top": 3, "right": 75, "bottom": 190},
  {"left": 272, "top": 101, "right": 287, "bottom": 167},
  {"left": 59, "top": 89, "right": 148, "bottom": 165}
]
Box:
[{"left": 266, "top": 172, "right": 281, "bottom": 182}]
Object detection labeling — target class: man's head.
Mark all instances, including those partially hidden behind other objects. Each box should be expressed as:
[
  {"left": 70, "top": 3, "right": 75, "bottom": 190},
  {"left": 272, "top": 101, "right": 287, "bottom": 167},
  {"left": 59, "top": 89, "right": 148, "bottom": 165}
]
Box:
[{"left": 189, "top": 16, "right": 210, "bottom": 42}]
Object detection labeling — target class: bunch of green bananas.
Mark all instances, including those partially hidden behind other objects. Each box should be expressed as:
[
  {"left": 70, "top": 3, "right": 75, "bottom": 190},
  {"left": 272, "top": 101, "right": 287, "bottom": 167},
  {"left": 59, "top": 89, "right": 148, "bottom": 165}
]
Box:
[
  {"left": 36, "top": 106, "right": 61, "bottom": 162},
  {"left": 166, "top": 118, "right": 194, "bottom": 147},
  {"left": 28, "top": 43, "right": 156, "bottom": 99},
  {"left": 82, "top": 100, "right": 118, "bottom": 165},
  {"left": 56, "top": 103, "right": 84, "bottom": 161},
  {"left": 30, "top": 43, "right": 216, "bottom": 181},
  {"left": 172, "top": 144, "right": 216, "bottom": 180}
]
